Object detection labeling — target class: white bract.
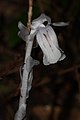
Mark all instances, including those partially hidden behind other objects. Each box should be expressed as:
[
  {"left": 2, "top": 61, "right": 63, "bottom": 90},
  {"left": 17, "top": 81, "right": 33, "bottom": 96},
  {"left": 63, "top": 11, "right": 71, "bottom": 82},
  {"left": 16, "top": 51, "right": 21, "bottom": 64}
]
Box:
[{"left": 15, "top": 13, "right": 68, "bottom": 120}]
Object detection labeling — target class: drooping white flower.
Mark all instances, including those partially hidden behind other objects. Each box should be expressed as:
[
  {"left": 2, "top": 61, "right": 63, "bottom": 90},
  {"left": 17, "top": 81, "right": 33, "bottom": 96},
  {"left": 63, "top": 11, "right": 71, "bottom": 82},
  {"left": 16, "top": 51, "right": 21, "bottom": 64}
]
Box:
[
  {"left": 31, "top": 14, "right": 67, "bottom": 65},
  {"left": 18, "top": 14, "right": 68, "bottom": 66},
  {"left": 36, "top": 26, "right": 66, "bottom": 65}
]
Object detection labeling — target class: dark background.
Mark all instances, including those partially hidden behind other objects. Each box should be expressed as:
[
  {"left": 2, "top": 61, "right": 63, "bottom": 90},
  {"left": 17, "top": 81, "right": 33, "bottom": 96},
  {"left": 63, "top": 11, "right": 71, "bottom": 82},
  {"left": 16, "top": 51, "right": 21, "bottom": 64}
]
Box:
[{"left": 0, "top": 0, "right": 80, "bottom": 120}]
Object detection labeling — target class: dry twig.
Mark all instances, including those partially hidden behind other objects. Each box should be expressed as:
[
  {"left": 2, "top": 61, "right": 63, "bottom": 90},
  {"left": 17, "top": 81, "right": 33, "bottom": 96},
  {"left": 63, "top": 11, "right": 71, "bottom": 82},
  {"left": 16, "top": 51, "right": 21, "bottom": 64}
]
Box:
[{"left": 27, "top": 0, "right": 33, "bottom": 32}]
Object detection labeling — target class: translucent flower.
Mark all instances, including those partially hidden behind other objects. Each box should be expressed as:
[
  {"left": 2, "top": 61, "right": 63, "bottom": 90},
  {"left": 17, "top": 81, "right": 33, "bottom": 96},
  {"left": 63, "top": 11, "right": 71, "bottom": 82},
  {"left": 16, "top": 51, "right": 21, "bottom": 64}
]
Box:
[
  {"left": 36, "top": 26, "right": 66, "bottom": 65},
  {"left": 18, "top": 13, "right": 68, "bottom": 65}
]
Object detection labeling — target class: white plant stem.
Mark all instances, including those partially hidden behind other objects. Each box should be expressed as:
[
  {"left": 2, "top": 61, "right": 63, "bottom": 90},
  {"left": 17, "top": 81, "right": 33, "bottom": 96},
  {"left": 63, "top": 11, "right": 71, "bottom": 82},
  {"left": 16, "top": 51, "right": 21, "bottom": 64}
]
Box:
[
  {"left": 14, "top": 40, "right": 33, "bottom": 120},
  {"left": 20, "top": 41, "right": 33, "bottom": 104}
]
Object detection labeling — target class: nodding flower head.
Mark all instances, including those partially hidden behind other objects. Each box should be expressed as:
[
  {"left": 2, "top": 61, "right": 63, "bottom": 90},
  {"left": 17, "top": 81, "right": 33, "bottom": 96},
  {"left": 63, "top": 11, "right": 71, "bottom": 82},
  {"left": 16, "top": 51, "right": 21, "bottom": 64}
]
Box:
[
  {"left": 18, "top": 13, "right": 68, "bottom": 65},
  {"left": 36, "top": 25, "right": 66, "bottom": 65}
]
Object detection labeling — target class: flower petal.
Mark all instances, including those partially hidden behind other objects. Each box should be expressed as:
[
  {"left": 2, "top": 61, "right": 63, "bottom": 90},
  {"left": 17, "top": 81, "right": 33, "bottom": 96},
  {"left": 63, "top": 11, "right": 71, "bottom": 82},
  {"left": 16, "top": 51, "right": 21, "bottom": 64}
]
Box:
[
  {"left": 53, "top": 22, "right": 69, "bottom": 27},
  {"left": 46, "top": 26, "right": 59, "bottom": 48},
  {"left": 43, "top": 55, "right": 50, "bottom": 65},
  {"left": 36, "top": 29, "right": 49, "bottom": 58},
  {"left": 36, "top": 28, "right": 62, "bottom": 65},
  {"left": 37, "top": 29, "right": 55, "bottom": 64},
  {"left": 59, "top": 48, "right": 66, "bottom": 61},
  {"left": 31, "top": 13, "right": 51, "bottom": 29},
  {"left": 18, "top": 21, "right": 29, "bottom": 42},
  {"left": 46, "top": 26, "right": 66, "bottom": 63}
]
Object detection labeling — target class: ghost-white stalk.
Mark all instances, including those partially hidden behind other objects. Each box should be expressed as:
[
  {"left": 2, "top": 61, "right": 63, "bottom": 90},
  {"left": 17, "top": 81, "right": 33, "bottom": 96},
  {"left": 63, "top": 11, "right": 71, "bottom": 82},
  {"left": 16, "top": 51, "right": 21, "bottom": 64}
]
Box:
[
  {"left": 14, "top": 35, "right": 33, "bottom": 120},
  {"left": 14, "top": 0, "right": 33, "bottom": 120},
  {"left": 14, "top": 26, "right": 39, "bottom": 119}
]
